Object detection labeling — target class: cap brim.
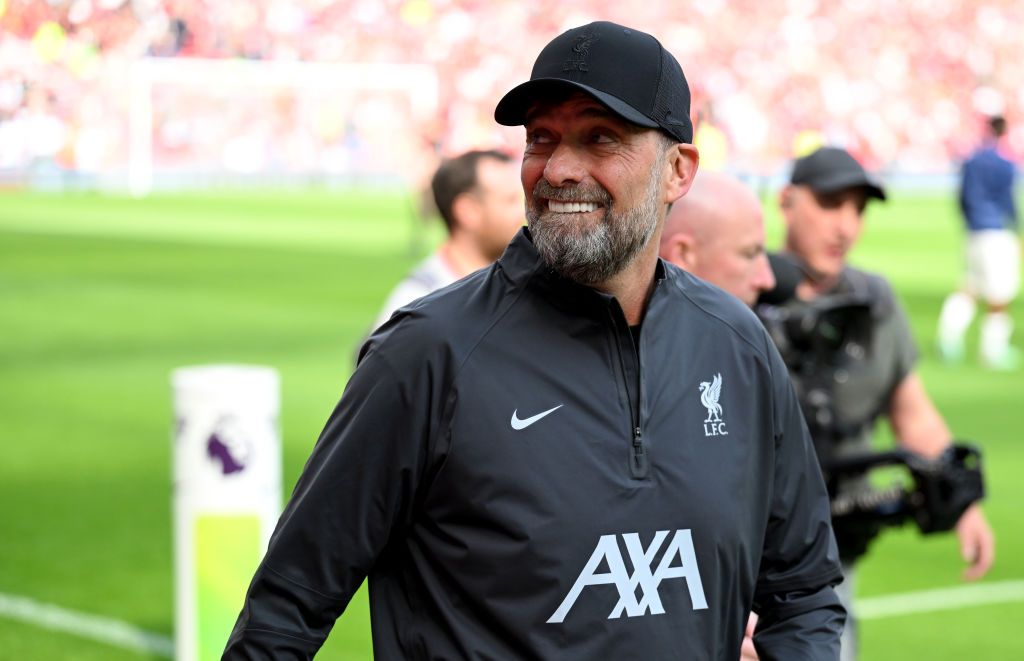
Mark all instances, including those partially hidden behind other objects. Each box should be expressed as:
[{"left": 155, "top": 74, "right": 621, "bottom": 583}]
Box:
[
  {"left": 495, "top": 78, "right": 659, "bottom": 130},
  {"left": 806, "top": 172, "right": 887, "bottom": 201}
]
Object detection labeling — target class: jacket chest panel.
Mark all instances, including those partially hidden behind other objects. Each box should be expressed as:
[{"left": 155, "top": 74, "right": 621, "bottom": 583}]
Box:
[{"left": 421, "top": 342, "right": 772, "bottom": 549}]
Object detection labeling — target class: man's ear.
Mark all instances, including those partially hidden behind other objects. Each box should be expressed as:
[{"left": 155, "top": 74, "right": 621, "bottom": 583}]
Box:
[
  {"left": 662, "top": 232, "right": 699, "bottom": 271},
  {"left": 778, "top": 185, "right": 795, "bottom": 227},
  {"left": 664, "top": 143, "right": 699, "bottom": 205}
]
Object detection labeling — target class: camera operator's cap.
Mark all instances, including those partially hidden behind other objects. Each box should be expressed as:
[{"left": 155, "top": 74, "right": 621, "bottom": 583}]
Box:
[
  {"left": 494, "top": 21, "right": 693, "bottom": 144},
  {"left": 791, "top": 146, "right": 887, "bottom": 201}
]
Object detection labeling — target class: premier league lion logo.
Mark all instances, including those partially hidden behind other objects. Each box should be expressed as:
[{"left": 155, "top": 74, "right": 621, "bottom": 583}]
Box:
[{"left": 206, "top": 417, "right": 252, "bottom": 475}]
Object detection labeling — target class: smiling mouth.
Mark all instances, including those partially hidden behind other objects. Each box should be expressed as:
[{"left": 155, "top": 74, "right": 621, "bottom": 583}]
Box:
[{"left": 547, "top": 200, "right": 602, "bottom": 213}]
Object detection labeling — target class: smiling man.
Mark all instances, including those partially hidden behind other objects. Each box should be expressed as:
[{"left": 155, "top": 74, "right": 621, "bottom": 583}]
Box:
[{"left": 224, "top": 22, "right": 844, "bottom": 660}]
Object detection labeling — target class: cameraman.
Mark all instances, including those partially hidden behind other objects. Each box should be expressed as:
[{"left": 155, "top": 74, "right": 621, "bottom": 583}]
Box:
[{"left": 774, "top": 146, "right": 994, "bottom": 660}]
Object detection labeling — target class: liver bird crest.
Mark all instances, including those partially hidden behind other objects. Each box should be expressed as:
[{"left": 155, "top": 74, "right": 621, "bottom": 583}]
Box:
[{"left": 699, "top": 373, "right": 723, "bottom": 423}]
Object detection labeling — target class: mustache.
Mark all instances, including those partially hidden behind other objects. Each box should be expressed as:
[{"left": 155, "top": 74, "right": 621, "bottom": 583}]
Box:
[{"left": 532, "top": 180, "right": 611, "bottom": 205}]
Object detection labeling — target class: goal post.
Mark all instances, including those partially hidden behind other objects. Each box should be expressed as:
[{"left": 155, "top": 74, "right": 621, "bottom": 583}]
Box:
[{"left": 128, "top": 57, "right": 439, "bottom": 196}]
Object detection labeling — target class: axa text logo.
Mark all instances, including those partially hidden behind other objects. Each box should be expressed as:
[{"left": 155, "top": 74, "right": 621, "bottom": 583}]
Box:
[{"left": 548, "top": 529, "right": 708, "bottom": 624}]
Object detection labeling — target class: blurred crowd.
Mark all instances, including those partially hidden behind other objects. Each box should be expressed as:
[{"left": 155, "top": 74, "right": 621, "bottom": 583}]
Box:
[{"left": 1, "top": 0, "right": 1022, "bottom": 189}]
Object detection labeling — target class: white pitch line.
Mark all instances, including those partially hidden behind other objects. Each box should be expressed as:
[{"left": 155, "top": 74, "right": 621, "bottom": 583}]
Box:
[
  {"left": 0, "top": 592, "right": 173, "bottom": 658},
  {"left": 857, "top": 580, "right": 1024, "bottom": 619}
]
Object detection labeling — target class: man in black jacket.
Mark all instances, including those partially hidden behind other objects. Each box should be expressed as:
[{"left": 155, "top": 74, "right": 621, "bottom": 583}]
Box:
[{"left": 225, "top": 21, "right": 845, "bottom": 660}]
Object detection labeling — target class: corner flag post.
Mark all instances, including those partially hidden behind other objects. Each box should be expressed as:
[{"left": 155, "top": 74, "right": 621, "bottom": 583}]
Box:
[{"left": 171, "top": 365, "right": 282, "bottom": 660}]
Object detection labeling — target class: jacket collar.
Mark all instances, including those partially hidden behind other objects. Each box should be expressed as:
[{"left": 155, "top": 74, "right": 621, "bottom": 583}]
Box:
[{"left": 497, "top": 227, "right": 669, "bottom": 316}]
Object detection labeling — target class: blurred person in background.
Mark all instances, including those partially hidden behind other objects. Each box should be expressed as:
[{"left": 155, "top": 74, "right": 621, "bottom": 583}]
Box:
[
  {"left": 372, "top": 149, "right": 524, "bottom": 328},
  {"left": 225, "top": 21, "right": 845, "bottom": 659},
  {"left": 770, "top": 146, "right": 995, "bottom": 661},
  {"left": 659, "top": 169, "right": 776, "bottom": 306},
  {"left": 937, "top": 115, "right": 1020, "bottom": 370}
]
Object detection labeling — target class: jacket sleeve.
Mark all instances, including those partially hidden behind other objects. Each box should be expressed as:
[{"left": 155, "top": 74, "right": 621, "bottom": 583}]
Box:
[
  {"left": 752, "top": 339, "right": 846, "bottom": 661},
  {"left": 223, "top": 339, "right": 444, "bottom": 659}
]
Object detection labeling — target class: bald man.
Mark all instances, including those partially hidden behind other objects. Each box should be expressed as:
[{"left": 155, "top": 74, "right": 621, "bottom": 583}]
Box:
[{"left": 660, "top": 171, "right": 776, "bottom": 305}]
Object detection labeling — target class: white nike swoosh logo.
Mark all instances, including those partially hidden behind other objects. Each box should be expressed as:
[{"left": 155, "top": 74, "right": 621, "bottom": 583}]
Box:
[{"left": 510, "top": 404, "right": 564, "bottom": 430}]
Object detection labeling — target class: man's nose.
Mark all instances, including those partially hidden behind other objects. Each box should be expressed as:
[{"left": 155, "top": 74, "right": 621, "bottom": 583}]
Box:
[
  {"left": 542, "top": 143, "right": 586, "bottom": 187},
  {"left": 755, "top": 254, "right": 776, "bottom": 293},
  {"left": 836, "top": 203, "right": 861, "bottom": 240}
]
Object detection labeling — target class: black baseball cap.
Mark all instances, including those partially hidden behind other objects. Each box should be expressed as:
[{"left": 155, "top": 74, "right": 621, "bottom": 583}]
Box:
[
  {"left": 494, "top": 21, "right": 693, "bottom": 143},
  {"left": 790, "top": 146, "right": 887, "bottom": 201}
]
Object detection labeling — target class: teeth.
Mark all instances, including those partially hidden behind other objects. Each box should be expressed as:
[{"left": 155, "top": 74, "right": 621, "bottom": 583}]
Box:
[{"left": 549, "top": 201, "right": 599, "bottom": 213}]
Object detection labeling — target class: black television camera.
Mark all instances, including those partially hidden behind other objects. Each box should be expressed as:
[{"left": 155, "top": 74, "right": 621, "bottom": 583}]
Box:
[
  {"left": 756, "top": 253, "right": 985, "bottom": 560},
  {"left": 826, "top": 445, "right": 984, "bottom": 559}
]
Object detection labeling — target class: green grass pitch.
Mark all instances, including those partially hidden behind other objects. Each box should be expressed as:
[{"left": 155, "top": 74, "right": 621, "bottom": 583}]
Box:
[{"left": 0, "top": 188, "right": 1021, "bottom": 659}]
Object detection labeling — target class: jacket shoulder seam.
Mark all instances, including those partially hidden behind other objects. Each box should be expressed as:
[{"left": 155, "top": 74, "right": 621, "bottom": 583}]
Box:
[{"left": 667, "top": 276, "right": 770, "bottom": 360}]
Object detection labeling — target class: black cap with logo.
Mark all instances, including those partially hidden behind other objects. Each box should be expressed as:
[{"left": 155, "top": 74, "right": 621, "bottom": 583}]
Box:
[
  {"left": 494, "top": 21, "right": 693, "bottom": 144},
  {"left": 790, "top": 146, "right": 887, "bottom": 201}
]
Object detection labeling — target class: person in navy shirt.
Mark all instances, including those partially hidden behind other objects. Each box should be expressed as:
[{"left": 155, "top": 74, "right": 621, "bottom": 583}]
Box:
[{"left": 937, "top": 115, "right": 1020, "bottom": 369}]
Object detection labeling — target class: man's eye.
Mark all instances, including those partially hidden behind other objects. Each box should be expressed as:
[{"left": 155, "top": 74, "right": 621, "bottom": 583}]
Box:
[
  {"left": 589, "top": 131, "right": 614, "bottom": 144},
  {"left": 814, "top": 193, "right": 843, "bottom": 209},
  {"left": 525, "top": 135, "right": 554, "bottom": 153},
  {"left": 527, "top": 131, "right": 553, "bottom": 145}
]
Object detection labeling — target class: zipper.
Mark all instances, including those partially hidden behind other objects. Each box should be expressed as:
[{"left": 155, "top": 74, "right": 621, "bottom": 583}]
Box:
[
  {"left": 631, "top": 426, "right": 648, "bottom": 478},
  {"left": 607, "top": 304, "right": 648, "bottom": 479}
]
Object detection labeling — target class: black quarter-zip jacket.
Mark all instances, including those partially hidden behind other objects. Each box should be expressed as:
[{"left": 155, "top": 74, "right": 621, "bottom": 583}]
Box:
[{"left": 225, "top": 229, "right": 845, "bottom": 660}]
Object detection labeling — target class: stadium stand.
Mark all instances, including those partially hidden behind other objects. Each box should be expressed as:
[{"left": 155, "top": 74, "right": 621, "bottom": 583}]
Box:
[{"left": 1, "top": 0, "right": 1022, "bottom": 188}]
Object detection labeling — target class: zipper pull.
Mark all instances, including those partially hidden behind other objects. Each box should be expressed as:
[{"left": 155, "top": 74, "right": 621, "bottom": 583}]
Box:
[{"left": 630, "top": 427, "right": 649, "bottom": 479}]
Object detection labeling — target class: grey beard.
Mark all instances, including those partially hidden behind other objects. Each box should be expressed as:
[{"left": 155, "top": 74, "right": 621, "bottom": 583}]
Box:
[{"left": 527, "top": 169, "right": 662, "bottom": 285}]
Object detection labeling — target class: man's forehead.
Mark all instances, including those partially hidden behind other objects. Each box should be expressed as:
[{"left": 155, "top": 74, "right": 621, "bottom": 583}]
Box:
[
  {"left": 714, "top": 206, "right": 765, "bottom": 243},
  {"left": 476, "top": 158, "right": 519, "bottom": 189},
  {"left": 797, "top": 184, "right": 869, "bottom": 205},
  {"left": 524, "top": 92, "right": 634, "bottom": 128}
]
